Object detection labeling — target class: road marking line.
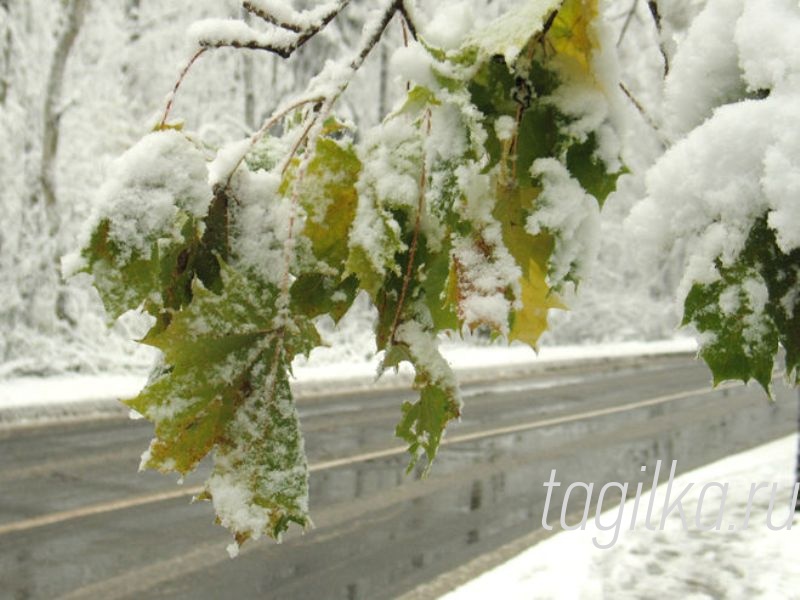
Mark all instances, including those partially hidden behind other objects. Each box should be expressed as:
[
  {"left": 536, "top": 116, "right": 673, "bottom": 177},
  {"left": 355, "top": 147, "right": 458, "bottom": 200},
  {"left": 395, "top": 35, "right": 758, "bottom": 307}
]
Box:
[
  {"left": 0, "top": 487, "right": 204, "bottom": 536},
  {"left": 0, "top": 381, "right": 739, "bottom": 537}
]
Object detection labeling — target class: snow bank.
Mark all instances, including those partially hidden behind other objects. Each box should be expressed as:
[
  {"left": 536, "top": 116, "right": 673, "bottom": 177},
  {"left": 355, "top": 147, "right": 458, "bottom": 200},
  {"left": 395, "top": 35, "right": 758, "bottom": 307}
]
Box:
[
  {"left": 443, "top": 434, "right": 800, "bottom": 599},
  {"left": 0, "top": 339, "right": 697, "bottom": 412}
]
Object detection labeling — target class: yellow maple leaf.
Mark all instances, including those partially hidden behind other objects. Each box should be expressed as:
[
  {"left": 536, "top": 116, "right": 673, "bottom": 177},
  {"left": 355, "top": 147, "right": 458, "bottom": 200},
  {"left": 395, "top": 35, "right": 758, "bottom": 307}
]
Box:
[
  {"left": 549, "top": 0, "right": 599, "bottom": 74},
  {"left": 510, "top": 258, "right": 566, "bottom": 348},
  {"left": 493, "top": 184, "right": 566, "bottom": 349}
]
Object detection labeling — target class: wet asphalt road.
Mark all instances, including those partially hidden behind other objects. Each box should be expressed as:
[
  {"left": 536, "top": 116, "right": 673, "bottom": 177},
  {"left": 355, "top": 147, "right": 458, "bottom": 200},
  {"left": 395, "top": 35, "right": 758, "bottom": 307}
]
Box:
[{"left": 0, "top": 355, "right": 796, "bottom": 600}]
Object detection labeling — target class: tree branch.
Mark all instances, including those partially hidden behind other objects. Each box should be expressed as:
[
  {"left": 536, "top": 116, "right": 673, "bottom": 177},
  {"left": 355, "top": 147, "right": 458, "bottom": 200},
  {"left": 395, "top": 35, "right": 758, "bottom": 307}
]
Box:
[
  {"left": 243, "top": 0, "right": 350, "bottom": 35},
  {"left": 198, "top": 1, "right": 350, "bottom": 58},
  {"left": 616, "top": 0, "right": 638, "bottom": 47}
]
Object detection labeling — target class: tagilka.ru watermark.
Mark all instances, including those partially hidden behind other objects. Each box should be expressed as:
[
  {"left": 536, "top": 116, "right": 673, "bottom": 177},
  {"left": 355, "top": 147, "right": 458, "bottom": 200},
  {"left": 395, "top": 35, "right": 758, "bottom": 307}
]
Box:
[{"left": 541, "top": 460, "right": 800, "bottom": 549}]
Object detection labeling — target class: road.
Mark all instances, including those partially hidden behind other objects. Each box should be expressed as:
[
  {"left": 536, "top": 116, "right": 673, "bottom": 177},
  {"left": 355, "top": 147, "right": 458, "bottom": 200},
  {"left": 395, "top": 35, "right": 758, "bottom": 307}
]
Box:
[{"left": 0, "top": 355, "right": 796, "bottom": 600}]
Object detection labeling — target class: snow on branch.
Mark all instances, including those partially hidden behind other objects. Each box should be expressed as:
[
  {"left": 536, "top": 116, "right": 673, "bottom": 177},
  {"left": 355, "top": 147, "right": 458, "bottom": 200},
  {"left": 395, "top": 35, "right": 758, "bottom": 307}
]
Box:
[
  {"left": 243, "top": 0, "right": 349, "bottom": 34},
  {"left": 189, "top": 0, "right": 350, "bottom": 58}
]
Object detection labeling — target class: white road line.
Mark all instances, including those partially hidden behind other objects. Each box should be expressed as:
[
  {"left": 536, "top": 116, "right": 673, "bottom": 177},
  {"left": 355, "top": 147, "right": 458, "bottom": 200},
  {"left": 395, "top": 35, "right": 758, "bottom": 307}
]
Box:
[
  {"left": 0, "top": 382, "right": 739, "bottom": 537},
  {"left": 0, "top": 487, "right": 204, "bottom": 536}
]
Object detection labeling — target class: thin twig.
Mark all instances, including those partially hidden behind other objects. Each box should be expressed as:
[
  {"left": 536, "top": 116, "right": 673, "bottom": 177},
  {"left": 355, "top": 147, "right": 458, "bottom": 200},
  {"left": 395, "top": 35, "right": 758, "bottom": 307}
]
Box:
[
  {"left": 224, "top": 95, "right": 324, "bottom": 188},
  {"left": 616, "top": 0, "right": 638, "bottom": 47},
  {"left": 647, "top": 0, "right": 669, "bottom": 77},
  {"left": 159, "top": 48, "right": 206, "bottom": 128},
  {"left": 619, "top": 81, "right": 664, "bottom": 143},
  {"left": 244, "top": 0, "right": 350, "bottom": 34},
  {"left": 243, "top": 1, "right": 301, "bottom": 32},
  {"left": 276, "top": 0, "right": 403, "bottom": 175},
  {"left": 397, "top": 1, "right": 418, "bottom": 40}
]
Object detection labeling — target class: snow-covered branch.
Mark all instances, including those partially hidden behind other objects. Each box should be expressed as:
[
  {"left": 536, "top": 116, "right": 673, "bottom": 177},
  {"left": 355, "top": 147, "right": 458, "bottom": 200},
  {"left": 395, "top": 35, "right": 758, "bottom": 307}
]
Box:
[{"left": 190, "top": 0, "right": 350, "bottom": 59}]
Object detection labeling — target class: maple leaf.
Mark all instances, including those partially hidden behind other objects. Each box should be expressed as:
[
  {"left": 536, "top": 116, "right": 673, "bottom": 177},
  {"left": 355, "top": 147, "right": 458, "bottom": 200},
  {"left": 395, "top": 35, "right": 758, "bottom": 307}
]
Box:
[
  {"left": 284, "top": 136, "right": 362, "bottom": 320},
  {"left": 385, "top": 320, "right": 462, "bottom": 472},
  {"left": 682, "top": 218, "right": 800, "bottom": 394},
  {"left": 549, "top": 0, "right": 599, "bottom": 74},
  {"left": 494, "top": 184, "right": 564, "bottom": 348},
  {"left": 127, "top": 263, "right": 319, "bottom": 541}
]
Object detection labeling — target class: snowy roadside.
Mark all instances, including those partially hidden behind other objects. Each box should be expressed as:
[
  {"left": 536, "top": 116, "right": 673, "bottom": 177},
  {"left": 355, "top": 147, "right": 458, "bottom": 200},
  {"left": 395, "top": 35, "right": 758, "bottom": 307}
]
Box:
[
  {"left": 0, "top": 338, "right": 697, "bottom": 425},
  {"left": 440, "top": 434, "right": 800, "bottom": 600}
]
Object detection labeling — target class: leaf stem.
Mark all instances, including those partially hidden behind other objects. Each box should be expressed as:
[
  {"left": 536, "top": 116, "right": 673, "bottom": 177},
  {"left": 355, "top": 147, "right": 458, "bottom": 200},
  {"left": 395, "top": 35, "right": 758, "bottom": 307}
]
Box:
[{"left": 390, "top": 108, "right": 431, "bottom": 343}]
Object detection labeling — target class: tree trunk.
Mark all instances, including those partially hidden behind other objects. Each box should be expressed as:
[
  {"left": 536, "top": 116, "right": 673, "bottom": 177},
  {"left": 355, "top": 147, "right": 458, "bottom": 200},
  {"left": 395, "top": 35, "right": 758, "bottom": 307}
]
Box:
[
  {"left": 40, "top": 0, "right": 89, "bottom": 216},
  {"left": 0, "top": 3, "right": 10, "bottom": 106},
  {"left": 378, "top": 42, "right": 388, "bottom": 123},
  {"left": 121, "top": 0, "right": 141, "bottom": 99},
  {"left": 241, "top": 6, "right": 256, "bottom": 131}
]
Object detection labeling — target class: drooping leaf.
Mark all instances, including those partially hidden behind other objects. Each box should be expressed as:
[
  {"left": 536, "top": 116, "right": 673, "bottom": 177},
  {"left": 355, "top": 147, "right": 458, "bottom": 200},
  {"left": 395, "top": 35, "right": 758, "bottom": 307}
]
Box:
[
  {"left": 127, "top": 263, "right": 319, "bottom": 541},
  {"left": 682, "top": 218, "right": 799, "bottom": 393},
  {"left": 385, "top": 321, "right": 462, "bottom": 472},
  {"left": 291, "top": 137, "right": 361, "bottom": 272},
  {"left": 283, "top": 136, "right": 361, "bottom": 321},
  {"left": 494, "top": 184, "right": 563, "bottom": 347}
]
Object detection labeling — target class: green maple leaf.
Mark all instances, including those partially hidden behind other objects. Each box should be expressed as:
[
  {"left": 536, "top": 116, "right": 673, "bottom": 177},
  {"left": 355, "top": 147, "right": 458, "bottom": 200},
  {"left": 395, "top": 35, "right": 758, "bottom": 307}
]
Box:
[
  {"left": 80, "top": 130, "right": 217, "bottom": 322},
  {"left": 683, "top": 276, "right": 778, "bottom": 393},
  {"left": 683, "top": 218, "right": 800, "bottom": 393},
  {"left": 82, "top": 213, "right": 199, "bottom": 320},
  {"left": 284, "top": 137, "right": 362, "bottom": 321},
  {"left": 291, "top": 137, "right": 361, "bottom": 271},
  {"left": 127, "top": 263, "right": 319, "bottom": 541},
  {"left": 384, "top": 322, "right": 461, "bottom": 472}
]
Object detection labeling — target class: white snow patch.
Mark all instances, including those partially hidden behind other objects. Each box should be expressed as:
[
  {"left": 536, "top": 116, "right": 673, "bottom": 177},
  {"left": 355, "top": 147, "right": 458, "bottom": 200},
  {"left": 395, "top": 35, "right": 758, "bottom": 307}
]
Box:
[{"left": 443, "top": 434, "right": 800, "bottom": 600}]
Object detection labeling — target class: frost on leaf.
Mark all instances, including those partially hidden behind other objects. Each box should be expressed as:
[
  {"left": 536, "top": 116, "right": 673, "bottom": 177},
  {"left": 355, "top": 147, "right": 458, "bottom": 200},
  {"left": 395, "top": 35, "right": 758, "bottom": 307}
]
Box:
[{"left": 127, "top": 263, "right": 318, "bottom": 543}]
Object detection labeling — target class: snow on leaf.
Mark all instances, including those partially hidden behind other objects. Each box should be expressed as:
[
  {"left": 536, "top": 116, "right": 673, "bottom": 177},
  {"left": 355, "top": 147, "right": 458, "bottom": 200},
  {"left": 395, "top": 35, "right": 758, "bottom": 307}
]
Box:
[
  {"left": 80, "top": 130, "right": 213, "bottom": 320},
  {"left": 82, "top": 213, "right": 198, "bottom": 321},
  {"left": 682, "top": 218, "right": 799, "bottom": 393},
  {"left": 466, "top": 0, "right": 560, "bottom": 65},
  {"left": 127, "top": 262, "right": 318, "bottom": 542},
  {"left": 284, "top": 136, "right": 361, "bottom": 320},
  {"left": 494, "top": 184, "right": 564, "bottom": 348},
  {"left": 386, "top": 320, "right": 462, "bottom": 472}
]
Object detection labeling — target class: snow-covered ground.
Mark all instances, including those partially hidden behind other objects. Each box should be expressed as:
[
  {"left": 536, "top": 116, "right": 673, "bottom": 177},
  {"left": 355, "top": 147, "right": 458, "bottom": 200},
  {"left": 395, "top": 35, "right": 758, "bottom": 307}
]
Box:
[
  {"left": 443, "top": 435, "right": 800, "bottom": 600},
  {"left": 0, "top": 338, "right": 697, "bottom": 410}
]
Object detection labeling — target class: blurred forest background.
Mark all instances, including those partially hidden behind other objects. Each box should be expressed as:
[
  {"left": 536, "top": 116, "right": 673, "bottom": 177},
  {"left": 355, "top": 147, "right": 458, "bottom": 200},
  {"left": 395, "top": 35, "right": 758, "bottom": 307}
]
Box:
[{"left": 0, "top": 0, "right": 694, "bottom": 377}]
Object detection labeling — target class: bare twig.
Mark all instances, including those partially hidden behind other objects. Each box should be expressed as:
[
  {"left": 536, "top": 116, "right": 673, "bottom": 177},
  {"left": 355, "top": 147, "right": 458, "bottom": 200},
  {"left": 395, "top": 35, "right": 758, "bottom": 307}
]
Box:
[
  {"left": 647, "top": 0, "right": 669, "bottom": 77},
  {"left": 397, "top": 2, "right": 418, "bottom": 40},
  {"left": 159, "top": 48, "right": 207, "bottom": 128},
  {"left": 616, "top": 0, "right": 638, "bottom": 47},
  {"left": 618, "top": 82, "right": 666, "bottom": 147}
]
